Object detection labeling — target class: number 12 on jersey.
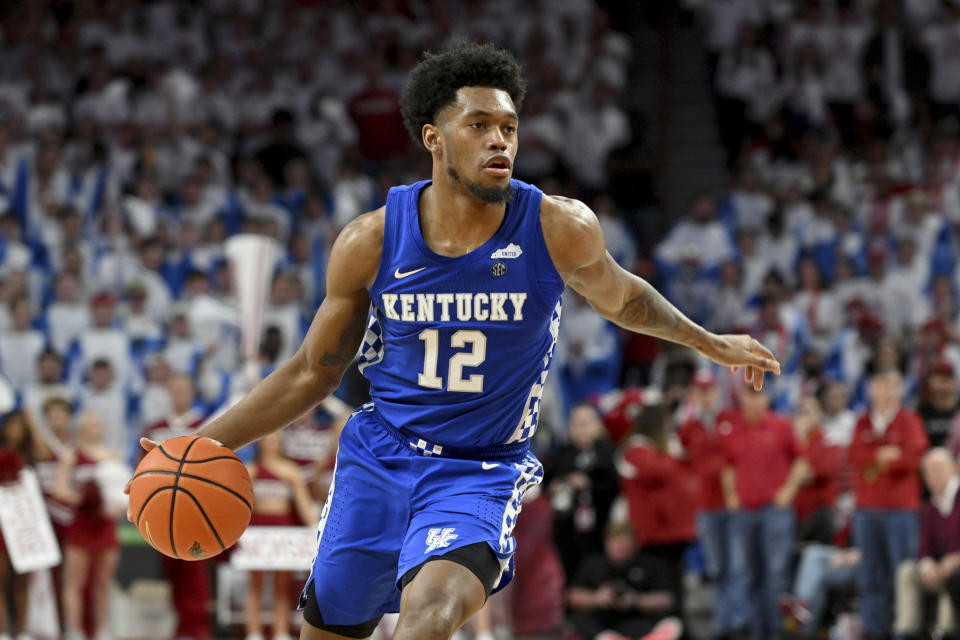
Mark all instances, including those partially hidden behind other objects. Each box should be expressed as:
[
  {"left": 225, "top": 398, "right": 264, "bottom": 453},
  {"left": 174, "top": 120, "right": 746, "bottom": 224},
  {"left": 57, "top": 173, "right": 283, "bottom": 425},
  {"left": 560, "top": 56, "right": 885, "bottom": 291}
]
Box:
[{"left": 418, "top": 329, "right": 487, "bottom": 392}]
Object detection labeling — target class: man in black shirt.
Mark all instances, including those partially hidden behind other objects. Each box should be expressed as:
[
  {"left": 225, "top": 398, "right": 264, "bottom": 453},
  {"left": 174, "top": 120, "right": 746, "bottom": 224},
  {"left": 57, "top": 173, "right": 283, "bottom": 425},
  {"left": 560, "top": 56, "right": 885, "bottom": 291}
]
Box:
[
  {"left": 918, "top": 361, "right": 960, "bottom": 448},
  {"left": 567, "top": 521, "right": 683, "bottom": 640}
]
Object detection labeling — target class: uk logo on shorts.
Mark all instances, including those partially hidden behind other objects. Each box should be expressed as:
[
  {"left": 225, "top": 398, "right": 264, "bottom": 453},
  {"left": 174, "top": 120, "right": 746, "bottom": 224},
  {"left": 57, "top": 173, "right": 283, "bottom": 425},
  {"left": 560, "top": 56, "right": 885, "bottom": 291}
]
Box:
[{"left": 425, "top": 527, "right": 458, "bottom": 553}]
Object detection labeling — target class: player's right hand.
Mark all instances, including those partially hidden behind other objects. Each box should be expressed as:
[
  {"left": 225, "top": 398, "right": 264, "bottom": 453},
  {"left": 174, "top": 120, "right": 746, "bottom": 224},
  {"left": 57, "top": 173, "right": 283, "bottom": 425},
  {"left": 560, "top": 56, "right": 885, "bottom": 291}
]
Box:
[
  {"left": 123, "top": 438, "right": 159, "bottom": 521},
  {"left": 700, "top": 333, "right": 781, "bottom": 391}
]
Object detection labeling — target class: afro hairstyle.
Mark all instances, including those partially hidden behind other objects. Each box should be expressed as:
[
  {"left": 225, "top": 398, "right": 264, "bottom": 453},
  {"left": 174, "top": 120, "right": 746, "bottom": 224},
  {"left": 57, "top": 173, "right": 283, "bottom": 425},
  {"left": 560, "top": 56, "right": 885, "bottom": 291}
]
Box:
[{"left": 400, "top": 40, "right": 527, "bottom": 148}]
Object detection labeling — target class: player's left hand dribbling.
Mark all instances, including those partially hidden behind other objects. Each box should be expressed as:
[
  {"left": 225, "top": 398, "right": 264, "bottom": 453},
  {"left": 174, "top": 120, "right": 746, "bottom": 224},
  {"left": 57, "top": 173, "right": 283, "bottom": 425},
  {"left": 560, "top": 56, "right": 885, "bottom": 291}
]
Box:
[{"left": 700, "top": 334, "right": 781, "bottom": 391}]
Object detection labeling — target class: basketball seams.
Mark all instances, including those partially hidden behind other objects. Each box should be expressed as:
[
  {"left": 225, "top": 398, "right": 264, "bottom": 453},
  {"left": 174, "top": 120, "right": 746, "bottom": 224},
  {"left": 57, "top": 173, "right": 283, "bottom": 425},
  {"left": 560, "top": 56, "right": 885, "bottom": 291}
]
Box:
[
  {"left": 132, "top": 469, "right": 253, "bottom": 511},
  {"left": 179, "top": 455, "right": 245, "bottom": 464},
  {"left": 156, "top": 444, "right": 241, "bottom": 466},
  {"left": 176, "top": 486, "right": 226, "bottom": 552},
  {"left": 135, "top": 486, "right": 176, "bottom": 526},
  {"left": 168, "top": 437, "right": 203, "bottom": 559}
]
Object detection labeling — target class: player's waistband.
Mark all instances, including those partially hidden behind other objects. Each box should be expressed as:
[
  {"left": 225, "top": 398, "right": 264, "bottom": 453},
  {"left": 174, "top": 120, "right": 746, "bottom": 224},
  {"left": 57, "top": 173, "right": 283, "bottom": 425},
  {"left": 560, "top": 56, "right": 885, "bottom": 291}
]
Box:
[{"left": 359, "top": 403, "right": 530, "bottom": 463}]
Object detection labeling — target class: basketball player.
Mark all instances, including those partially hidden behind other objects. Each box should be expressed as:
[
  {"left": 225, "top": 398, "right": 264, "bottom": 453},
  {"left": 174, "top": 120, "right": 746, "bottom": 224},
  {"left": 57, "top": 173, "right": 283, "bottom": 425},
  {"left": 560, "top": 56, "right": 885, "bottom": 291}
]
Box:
[{"left": 132, "top": 42, "right": 781, "bottom": 640}]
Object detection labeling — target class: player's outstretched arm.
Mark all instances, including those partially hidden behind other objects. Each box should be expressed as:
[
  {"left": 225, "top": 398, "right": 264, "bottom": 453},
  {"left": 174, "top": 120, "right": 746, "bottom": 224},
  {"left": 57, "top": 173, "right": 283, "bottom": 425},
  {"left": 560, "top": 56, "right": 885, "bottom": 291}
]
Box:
[
  {"left": 541, "top": 196, "right": 780, "bottom": 390},
  {"left": 192, "top": 210, "right": 384, "bottom": 450}
]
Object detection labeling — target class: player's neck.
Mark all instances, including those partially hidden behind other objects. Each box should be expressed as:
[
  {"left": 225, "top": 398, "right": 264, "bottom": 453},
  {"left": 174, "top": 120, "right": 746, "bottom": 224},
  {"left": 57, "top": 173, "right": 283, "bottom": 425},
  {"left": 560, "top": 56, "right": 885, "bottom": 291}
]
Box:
[{"left": 419, "top": 179, "right": 506, "bottom": 257}]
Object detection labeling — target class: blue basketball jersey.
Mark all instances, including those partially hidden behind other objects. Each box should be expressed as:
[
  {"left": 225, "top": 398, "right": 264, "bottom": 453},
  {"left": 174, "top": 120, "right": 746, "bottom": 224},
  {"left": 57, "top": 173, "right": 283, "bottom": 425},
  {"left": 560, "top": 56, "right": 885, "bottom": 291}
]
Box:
[{"left": 358, "top": 179, "right": 564, "bottom": 449}]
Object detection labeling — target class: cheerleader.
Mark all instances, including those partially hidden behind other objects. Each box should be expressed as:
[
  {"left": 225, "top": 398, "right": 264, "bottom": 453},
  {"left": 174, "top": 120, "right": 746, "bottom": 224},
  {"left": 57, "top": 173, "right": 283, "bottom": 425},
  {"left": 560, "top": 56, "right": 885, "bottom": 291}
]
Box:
[
  {"left": 0, "top": 410, "right": 49, "bottom": 640},
  {"left": 244, "top": 432, "right": 317, "bottom": 640},
  {"left": 51, "top": 411, "right": 121, "bottom": 640}
]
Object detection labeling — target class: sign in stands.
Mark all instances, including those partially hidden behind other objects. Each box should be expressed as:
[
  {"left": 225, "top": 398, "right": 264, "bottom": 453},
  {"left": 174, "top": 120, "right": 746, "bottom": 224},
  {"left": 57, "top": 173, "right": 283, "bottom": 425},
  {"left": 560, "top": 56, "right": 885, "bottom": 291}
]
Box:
[
  {"left": 230, "top": 526, "right": 316, "bottom": 571},
  {"left": 0, "top": 468, "right": 62, "bottom": 573}
]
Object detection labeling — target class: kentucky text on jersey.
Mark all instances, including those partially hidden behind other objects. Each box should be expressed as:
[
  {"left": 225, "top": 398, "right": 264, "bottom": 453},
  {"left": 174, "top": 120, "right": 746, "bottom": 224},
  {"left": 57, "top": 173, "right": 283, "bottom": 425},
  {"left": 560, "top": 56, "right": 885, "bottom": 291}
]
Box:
[
  {"left": 359, "top": 179, "right": 565, "bottom": 449},
  {"left": 380, "top": 292, "right": 527, "bottom": 322}
]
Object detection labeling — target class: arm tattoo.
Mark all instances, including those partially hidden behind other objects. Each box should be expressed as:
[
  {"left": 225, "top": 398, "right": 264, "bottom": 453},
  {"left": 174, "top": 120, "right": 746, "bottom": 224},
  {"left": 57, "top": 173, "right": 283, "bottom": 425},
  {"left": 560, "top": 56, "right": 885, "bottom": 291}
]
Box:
[
  {"left": 616, "top": 280, "right": 701, "bottom": 347},
  {"left": 316, "top": 303, "right": 369, "bottom": 367}
]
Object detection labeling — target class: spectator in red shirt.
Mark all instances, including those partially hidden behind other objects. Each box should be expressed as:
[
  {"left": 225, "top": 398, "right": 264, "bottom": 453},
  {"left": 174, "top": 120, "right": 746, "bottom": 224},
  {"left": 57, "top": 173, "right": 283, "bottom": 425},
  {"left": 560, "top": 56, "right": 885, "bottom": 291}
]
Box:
[
  {"left": 678, "top": 370, "right": 748, "bottom": 638},
  {"left": 619, "top": 402, "right": 698, "bottom": 629},
  {"left": 849, "top": 367, "right": 928, "bottom": 640},
  {"left": 350, "top": 63, "right": 408, "bottom": 164},
  {"left": 894, "top": 448, "right": 960, "bottom": 639},
  {"left": 792, "top": 395, "right": 842, "bottom": 544},
  {"left": 722, "top": 385, "right": 808, "bottom": 640}
]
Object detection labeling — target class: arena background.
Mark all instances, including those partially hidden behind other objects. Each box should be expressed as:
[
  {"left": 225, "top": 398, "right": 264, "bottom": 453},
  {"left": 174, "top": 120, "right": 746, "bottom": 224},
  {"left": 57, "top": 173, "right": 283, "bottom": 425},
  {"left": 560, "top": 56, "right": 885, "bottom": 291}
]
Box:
[{"left": 0, "top": 0, "right": 958, "bottom": 639}]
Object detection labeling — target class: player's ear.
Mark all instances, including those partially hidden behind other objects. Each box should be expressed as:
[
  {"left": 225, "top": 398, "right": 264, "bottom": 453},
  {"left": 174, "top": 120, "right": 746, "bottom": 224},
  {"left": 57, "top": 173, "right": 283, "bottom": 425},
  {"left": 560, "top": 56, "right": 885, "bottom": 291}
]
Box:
[{"left": 422, "top": 124, "right": 441, "bottom": 155}]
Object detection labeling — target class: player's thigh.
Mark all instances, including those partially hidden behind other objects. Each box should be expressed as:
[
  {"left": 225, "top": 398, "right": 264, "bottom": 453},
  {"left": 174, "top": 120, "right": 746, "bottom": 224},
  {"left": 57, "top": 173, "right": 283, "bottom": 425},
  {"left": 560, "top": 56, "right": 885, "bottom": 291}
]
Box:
[
  {"left": 299, "top": 619, "right": 371, "bottom": 640},
  {"left": 395, "top": 558, "right": 487, "bottom": 632}
]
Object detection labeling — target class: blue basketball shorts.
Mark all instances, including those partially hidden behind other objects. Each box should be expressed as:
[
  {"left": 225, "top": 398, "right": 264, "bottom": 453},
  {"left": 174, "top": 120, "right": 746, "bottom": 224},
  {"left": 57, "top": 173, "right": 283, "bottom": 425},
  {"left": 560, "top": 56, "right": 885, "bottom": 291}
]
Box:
[{"left": 299, "top": 403, "right": 543, "bottom": 626}]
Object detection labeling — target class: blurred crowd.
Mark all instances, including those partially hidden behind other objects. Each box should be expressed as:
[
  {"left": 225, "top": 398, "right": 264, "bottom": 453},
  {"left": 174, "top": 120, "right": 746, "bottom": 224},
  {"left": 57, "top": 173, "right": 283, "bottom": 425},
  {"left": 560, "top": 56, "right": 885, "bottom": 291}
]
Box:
[
  {"left": 532, "top": 1, "right": 960, "bottom": 640},
  {"left": 0, "top": 0, "right": 642, "bottom": 639},
  {"left": 6, "top": 0, "right": 960, "bottom": 639}
]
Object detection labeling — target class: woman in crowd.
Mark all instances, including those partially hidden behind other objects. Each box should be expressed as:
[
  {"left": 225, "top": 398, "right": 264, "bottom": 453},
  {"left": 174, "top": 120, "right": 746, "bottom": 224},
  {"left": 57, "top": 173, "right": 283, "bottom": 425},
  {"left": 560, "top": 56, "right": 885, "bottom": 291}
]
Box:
[
  {"left": 51, "top": 411, "right": 121, "bottom": 640},
  {"left": 792, "top": 394, "right": 842, "bottom": 544},
  {"left": 618, "top": 402, "right": 697, "bottom": 631},
  {"left": 244, "top": 432, "right": 317, "bottom": 640},
  {"left": 544, "top": 403, "right": 620, "bottom": 581},
  {"left": 0, "top": 410, "right": 49, "bottom": 640}
]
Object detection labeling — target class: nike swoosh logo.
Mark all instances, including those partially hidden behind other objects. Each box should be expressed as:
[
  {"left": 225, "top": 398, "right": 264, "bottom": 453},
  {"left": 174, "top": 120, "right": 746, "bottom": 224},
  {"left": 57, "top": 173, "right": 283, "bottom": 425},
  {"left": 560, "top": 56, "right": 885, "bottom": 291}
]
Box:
[
  {"left": 481, "top": 462, "right": 499, "bottom": 470},
  {"left": 394, "top": 267, "right": 427, "bottom": 279}
]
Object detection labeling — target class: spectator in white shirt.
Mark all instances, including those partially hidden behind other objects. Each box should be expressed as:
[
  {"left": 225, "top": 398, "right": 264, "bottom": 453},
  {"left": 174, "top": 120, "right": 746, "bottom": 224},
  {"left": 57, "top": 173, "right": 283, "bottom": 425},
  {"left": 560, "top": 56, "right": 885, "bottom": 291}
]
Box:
[
  {"left": 715, "top": 25, "right": 778, "bottom": 166},
  {"left": 729, "top": 165, "right": 775, "bottom": 229},
  {"left": 139, "top": 352, "right": 173, "bottom": 430},
  {"left": 791, "top": 256, "right": 843, "bottom": 355},
  {"left": 77, "top": 359, "right": 128, "bottom": 455},
  {"left": 817, "top": 0, "right": 871, "bottom": 145},
  {"left": 820, "top": 380, "right": 857, "bottom": 447},
  {"left": 130, "top": 237, "right": 173, "bottom": 324},
  {"left": 23, "top": 349, "right": 74, "bottom": 433},
  {"left": 784, "top": 43, "right": 830, "bottom": 132},
  {"left": 656, "top": 194, "right": 735, "bottom": 271},
  {"left": 263, "top": 272, "right": 305, "bottom": 365},
  {"left": 0, "top": 295, "right": 44, "bottom": 393},
  {"left": 120, "top": 281, "right": 163, "bottom": 345},
  {"left": 560, "top": 81, "right": 630, "bottom": 189},
  {"left": 921, "top": 5, "right": 960, "bottom": 123},
  {"left": 46, "top": 272, "right": 91, "bottom": 356},
  {"left": 164, "top": 305, "right": 203, "bottom": 376},
  {"left": 73, "top": 292, "right": 137, "bottom": 392}
]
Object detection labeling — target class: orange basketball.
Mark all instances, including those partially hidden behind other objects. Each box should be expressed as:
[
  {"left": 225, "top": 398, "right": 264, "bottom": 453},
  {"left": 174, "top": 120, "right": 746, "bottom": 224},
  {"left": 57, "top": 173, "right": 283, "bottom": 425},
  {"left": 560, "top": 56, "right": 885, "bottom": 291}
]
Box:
[{"left": 128, "top": 435, "right": 254, "bottom": 560}]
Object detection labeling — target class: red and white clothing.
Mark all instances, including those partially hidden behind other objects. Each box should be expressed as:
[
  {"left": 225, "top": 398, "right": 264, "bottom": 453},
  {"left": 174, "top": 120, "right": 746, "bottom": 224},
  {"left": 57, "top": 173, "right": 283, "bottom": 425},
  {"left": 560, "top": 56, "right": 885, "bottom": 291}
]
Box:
[
  {"left": 794, "top": 426, "right": 843, "bottom": 522},
  {"left": 63, "top": 451, "right": 118, "bottom": 551},
  {"left": 35, "top": 451, "right": 76, "bottom": 540},
  {"left": 723, "top": 409, "right": 799, "bottom": 509},
  {"left": 143, "top": 408, "right": 206, "bottom": 444},
  {"left": 678, "top": 412, "right": 731, "bottom": 512},
  {"left": 250, "top": 462, "right": 299, "bottom": 527},
  {"left": 618, "top": 434, "right": 697, "bottom": 547},
  {"left": 849, "top": 407, "right": 928, "bottom": 510}
]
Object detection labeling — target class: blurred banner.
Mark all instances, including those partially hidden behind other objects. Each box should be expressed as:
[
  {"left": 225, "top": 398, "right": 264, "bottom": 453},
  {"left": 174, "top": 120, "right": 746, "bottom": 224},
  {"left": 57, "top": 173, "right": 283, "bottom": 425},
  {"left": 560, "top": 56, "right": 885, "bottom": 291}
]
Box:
[
  {"left": 26, "top": 569, "right": 60, "bottom": 638},
  {"left": 230, "top": 525, "right": 316, "bottom": 571},
  {"left": 0, "top": 468, "right": 62, "bottom": 573}
]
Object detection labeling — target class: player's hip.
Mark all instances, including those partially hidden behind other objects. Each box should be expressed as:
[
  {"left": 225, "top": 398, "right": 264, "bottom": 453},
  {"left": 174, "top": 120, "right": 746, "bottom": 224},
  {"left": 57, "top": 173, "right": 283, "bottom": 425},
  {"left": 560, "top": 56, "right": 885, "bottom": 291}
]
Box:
[
  {"left": 344, "top": 401, "right": 533, "bottom": 464},
  {"left": 334, "top": 403, "right": 543, "bottom": 513}
]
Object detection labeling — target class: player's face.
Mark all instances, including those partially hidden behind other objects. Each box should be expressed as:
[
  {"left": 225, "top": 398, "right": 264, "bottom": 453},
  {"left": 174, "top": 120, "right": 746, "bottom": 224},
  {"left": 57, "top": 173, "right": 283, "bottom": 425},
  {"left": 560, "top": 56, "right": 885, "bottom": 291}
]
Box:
[{"left": 438, "top": 87, "right": 518, "bottom": 204}]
